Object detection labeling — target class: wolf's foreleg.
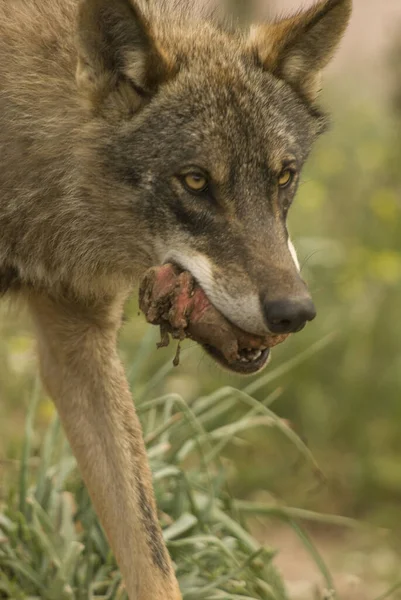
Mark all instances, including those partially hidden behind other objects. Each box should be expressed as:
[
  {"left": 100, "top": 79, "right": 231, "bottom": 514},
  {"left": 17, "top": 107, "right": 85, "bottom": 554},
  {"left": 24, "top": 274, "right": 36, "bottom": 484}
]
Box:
[{"left": 27, "top": 291, "right": 182, "bottom": 600}]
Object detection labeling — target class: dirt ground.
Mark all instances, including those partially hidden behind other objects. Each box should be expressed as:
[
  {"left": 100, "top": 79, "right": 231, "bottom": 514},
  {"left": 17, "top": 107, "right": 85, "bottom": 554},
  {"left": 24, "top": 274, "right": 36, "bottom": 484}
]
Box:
[{"left": 252, "top": 523, "right": 399, "bottom": 600}]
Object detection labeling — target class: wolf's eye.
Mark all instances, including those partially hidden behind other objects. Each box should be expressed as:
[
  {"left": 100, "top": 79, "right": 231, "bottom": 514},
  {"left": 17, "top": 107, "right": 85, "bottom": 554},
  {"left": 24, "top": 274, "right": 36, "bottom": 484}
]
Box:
[
  {"left": 182, "top": 172, "right": 209, "bottom": 194},
  {"left": 278, "top": 169, "right": 294, "bottom": 189}
]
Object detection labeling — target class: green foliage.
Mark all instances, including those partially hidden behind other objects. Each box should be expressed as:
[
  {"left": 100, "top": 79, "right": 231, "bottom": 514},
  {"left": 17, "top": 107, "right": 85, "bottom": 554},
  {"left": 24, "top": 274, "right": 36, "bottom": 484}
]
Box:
[
  {"left": 275, "top": 85, "right": 401, "bottom": 521},
  {"left": 0, "top": 354, "right": 344, "bottom": 599}
]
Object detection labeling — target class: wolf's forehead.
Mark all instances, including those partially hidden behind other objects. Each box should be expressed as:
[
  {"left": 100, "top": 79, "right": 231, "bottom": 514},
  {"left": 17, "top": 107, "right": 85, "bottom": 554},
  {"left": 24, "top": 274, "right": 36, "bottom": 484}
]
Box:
[{"left": 184, "top": 77, "right": 306, "bottom": 158}]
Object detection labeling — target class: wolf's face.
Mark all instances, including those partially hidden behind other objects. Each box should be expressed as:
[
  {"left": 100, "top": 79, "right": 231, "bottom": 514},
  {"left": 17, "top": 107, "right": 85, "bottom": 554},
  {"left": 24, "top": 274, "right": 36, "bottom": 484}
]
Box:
[{"left": 77, "top": 0, "right": 351, "bottom": 372}]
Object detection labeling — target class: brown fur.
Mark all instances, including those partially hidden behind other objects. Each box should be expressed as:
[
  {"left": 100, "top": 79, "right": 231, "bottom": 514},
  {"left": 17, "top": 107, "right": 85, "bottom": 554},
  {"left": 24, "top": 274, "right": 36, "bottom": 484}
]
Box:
[{"left": 0, "top": 0, "right": 351, "bottom": 597}]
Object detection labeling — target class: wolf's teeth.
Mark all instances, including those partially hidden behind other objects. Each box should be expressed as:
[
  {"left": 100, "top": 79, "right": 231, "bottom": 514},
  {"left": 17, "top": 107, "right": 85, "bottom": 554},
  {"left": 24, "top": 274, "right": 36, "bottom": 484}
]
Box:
[{"left": 238, "top": 348, "right": 263, "bottom": 363}]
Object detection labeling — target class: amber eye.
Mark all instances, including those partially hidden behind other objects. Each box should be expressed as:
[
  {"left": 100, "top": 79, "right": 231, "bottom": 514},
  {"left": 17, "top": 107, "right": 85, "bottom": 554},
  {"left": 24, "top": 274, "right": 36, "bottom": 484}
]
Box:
[
  {"left": 278, "top": 169, "right": 294, "bottom": 189},
  {"left": 182, "top": 172, "right": 209, "bottom": 194}
]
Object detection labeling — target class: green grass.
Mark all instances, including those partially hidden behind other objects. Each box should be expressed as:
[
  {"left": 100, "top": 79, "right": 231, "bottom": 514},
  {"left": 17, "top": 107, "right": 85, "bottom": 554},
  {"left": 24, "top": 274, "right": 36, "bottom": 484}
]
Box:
[{"left": 0, "top": 337, "right": 347, "bottom": 600}]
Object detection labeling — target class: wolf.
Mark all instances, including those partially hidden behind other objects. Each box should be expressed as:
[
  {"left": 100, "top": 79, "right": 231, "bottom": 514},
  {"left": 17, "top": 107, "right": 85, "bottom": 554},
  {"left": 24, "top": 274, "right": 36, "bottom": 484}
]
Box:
[{"left": 0, "top": 0, "right": 351, "bottom": 598}]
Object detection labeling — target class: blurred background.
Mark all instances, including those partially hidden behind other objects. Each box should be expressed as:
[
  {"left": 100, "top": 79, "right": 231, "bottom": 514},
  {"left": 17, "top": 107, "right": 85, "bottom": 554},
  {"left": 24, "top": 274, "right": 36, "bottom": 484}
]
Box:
[{"left": 1, "top": 1, "right": 401, "bottom": 598}]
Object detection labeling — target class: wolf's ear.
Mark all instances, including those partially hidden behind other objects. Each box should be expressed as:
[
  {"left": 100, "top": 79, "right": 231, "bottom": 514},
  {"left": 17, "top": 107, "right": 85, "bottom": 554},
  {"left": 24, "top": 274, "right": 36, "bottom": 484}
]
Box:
[
  {"left": 76, "top": 0, "right": 173, "bottom": 111},
  {"left": 250, "top": 0, "right": 352, "bottom": 103}
]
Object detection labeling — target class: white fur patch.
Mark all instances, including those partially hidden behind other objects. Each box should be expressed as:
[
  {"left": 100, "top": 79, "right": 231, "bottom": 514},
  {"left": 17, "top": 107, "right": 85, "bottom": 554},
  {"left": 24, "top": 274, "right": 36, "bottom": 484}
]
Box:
[{"left": 288, "top": 238, "right": 300, "bottom": 272}]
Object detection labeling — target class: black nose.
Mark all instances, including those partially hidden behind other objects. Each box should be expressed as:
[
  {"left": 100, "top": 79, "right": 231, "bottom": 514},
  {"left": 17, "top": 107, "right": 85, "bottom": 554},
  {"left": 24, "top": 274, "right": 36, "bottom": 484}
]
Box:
[{"left": 264, "top": 297, "right": 317, "bottom": 334}]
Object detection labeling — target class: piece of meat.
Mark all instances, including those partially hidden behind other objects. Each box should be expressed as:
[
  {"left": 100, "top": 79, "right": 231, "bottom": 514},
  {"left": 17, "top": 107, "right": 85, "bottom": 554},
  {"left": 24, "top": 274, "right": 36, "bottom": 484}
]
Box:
[{"left": 139, "top": 264, "right": 288, "bottom": 365}]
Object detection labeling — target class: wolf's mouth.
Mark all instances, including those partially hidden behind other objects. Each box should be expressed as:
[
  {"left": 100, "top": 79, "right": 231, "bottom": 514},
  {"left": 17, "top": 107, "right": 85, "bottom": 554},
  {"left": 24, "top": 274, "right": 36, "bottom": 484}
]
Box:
[
  {"left": 203, "top": 344, "right": 271, "bottom": 375},
  {"left": 139, "top": 264, "right": 288, "bottom": 372}
]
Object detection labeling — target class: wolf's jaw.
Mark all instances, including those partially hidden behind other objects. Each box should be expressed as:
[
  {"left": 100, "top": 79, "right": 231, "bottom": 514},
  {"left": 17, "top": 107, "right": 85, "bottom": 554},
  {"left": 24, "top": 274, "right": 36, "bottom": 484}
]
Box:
[{"left": 203, "top": 344, "right": 271, "bottom": 375}]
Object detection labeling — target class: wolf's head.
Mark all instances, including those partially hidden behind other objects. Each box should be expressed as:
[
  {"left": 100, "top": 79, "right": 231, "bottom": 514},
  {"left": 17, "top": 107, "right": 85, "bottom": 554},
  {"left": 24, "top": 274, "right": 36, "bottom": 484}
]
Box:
[{"left": 76, "top": 0, "right": 351, "bottom": 372}]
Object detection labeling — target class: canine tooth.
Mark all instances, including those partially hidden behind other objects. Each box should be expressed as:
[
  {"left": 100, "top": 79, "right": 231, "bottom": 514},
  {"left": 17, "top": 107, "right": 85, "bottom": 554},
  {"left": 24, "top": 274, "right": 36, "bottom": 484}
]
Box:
[{"left": 253, "top": 351, "right": 262, "bottom": 359}]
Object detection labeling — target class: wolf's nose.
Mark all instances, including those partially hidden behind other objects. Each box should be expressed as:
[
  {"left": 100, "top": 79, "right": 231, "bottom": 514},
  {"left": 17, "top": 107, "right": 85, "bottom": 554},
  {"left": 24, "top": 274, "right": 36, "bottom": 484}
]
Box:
[{"left": 264, "top": 297, "right": 316, "bottom": 334}]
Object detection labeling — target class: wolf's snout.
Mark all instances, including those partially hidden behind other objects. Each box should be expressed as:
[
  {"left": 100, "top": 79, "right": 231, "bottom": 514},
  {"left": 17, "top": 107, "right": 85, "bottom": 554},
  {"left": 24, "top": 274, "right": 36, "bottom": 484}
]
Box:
[{"left": 263, "top": 296, "right": 316, "bottom": 334}]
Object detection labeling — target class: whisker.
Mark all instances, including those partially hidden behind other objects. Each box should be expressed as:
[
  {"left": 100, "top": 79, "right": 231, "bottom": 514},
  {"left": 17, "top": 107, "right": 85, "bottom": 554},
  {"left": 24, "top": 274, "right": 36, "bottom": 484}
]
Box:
[{"left": 300, "top": 249, "right": 322, "bottom": 272}]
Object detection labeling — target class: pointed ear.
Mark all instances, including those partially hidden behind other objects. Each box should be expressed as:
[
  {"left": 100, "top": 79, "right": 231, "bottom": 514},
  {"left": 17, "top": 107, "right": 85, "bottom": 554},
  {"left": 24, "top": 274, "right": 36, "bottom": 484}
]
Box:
[
  {"left": 76, "top": 0, "right": 173, "bottom": 111},
  {"left": 249, "top": 0, "right": 352, "bottom": 103}
]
